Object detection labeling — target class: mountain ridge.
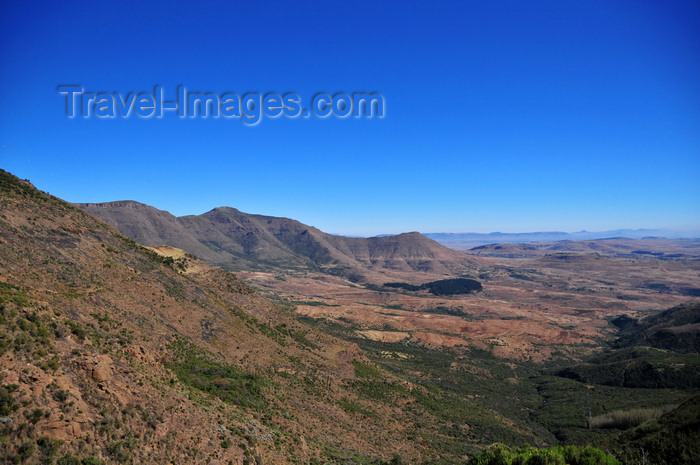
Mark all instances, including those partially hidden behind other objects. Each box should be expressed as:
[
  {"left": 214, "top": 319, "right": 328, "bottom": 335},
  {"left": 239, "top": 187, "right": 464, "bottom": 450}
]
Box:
[{"left": 77, "top": 201, "right": 474, "bottom": 276}]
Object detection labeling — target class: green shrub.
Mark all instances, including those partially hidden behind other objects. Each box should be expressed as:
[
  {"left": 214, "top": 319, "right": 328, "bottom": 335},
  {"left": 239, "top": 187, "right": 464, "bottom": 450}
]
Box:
[
  {"left": 37, "top": 436, "right": 62, "bottom": 458},
  {"left": 338, "top": 397, "right": 375, "bottom": 417},
  {"left": 81, "top": 457, "right": 105, "bottom": 465},
  {"left": 15, "top": 439, "right": 37, "bottom": 462},
  {"left": 65, "top": 320, "right": 86, "bottom": 341},
  {"left": 0, "top": 384, "right": 19, "bottom": 415},
  {"left": 166, "top": 339, "right": 268, "bottom": 410},
  {"left": 53, "top": 389, "right": 70, "bottom": 403},
  {"left": 467, "top": 444, "right": 620, "bottom": 465},
  {"left": 25, "top": 408, "right": 44, "bottom": 424},
  {"left": 57, "top": 454, "right": 81, "bottom": 465},
  {"left": 0, "top": 282, "right": 31, "bottom": 307},
  {"left": 352, "top": 361, "right": 381, "bottom": 379}
]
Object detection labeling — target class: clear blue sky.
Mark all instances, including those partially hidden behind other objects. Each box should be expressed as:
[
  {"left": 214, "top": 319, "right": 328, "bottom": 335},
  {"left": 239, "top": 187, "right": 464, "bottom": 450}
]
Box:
[{"left": 1, "top": 1, "right": 698, "bottom": 236}]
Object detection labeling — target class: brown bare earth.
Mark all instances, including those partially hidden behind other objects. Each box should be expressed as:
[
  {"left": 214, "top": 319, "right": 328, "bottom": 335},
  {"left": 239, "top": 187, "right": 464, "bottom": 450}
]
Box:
[
  {"left": 78, "top": 199, "right": 699, "bottom": 362},
  {"left": 239, "top": 242, "right": 700, "bottom": 361},
  {"left": 2, "top": 170, "right": 699, "bottom": 464}
]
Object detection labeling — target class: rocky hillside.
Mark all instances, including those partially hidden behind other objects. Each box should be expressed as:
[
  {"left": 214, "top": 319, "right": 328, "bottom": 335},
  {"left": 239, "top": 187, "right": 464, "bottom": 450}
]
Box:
[
  {"left": 0, "top": 169, "right": 495, "bottom": 464},
  {"left": 77, "top": 202, "right": 474, "bottom": 276}
]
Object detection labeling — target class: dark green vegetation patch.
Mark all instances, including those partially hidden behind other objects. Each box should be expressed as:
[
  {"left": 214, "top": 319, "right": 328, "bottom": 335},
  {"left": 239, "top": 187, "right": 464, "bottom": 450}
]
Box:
[
  {"left": 613, "top": 395, "right": 700, "bottom": 465},
  {"left": 467, "top": 443, "right": 620, "bottom": 465},
  {"left": 166, "top": 338, "right": 269, "bottom": 410},
  {"left": 383, "top": 277, "right": 483, "bottom": 295}
]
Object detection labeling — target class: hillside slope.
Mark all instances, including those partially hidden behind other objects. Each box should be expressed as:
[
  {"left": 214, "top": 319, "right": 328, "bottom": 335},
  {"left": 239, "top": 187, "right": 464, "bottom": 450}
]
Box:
[
  {"left": 612, "top": 301, "right": 700, "bottom": 353},
  {"left": 612, "top": 394, "right": 700, "bottom": 465},
  {"left": 555, "top": 302, "right": 700, "bottom": 389}
]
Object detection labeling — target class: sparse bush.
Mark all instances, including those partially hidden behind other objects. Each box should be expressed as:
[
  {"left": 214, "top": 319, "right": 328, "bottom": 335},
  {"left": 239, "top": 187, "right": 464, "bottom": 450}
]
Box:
[
  {"left": 338, "top": 397, "right": 375, "bottom": 417},
  {"left": 65, "top": 320, "right": 86, "bottom": 341},
  {"left": 45, "top": 355, "right": 60, "bottom": 371},
  {"left": 81, "top": 457, "right": 105, "bottom": 465},
  {"left": 37, "top": 436, "right": 62, "bottom": 458},
  {"left": 0, "top": 384, "right": 19, "bottom": 415},
  {"left": 0, "top": 282, "right": 31, "bottom": 307},
  {"left": 106, "top": 439, "right": 135, "bottom": 463},
  {"left": 53, "top": 389, "right": 70, "bottom": 403},
  {"left": 57, "top": 454, "right": 81, "bottom": 465},
  {"left": 166, "top": 339, "right": 268, "bottom": 410},
  {"left": 15, "top": 439, "right": 37, "bottom": 463},
  {"left": 352, "top": 361, "right": 381, "bottom": 379},
  {"left": 25, "top": 408, "right": 44, "bottom": 424}
]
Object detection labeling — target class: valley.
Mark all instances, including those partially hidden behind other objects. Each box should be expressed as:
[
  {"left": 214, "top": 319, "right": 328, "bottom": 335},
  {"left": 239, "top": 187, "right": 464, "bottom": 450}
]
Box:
[
  {"left": 236, "top": 238, "right": 699, "bottom": 360},
  {"left": 0, "top": 170, "right": 698, "bottom": 464}
]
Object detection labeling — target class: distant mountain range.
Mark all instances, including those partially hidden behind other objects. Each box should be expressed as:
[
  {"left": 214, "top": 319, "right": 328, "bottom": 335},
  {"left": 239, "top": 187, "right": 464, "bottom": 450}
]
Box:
[
  {"left": 78, "top": 201, "right": 700, "bottom": 274},
  {"left": 77, "top": 201, "right": 472, "bottom": 276},
  {"left": 425, "top": 229, "right": 700, "bottom": 250}
]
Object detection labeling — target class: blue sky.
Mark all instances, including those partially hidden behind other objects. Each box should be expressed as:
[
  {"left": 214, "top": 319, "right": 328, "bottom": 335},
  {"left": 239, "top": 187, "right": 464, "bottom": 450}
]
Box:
[{"left": 1, "top": 0, "right": 698, "bottom": 236}]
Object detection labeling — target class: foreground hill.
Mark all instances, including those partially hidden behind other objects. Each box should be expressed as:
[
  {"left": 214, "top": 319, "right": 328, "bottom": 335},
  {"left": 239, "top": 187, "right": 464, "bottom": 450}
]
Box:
[
  {"left": 612, "top": 394, "right": 700, "bottom": 465},
  {"left": 77, "top": 201, "right": 474, "bottom": 277}
]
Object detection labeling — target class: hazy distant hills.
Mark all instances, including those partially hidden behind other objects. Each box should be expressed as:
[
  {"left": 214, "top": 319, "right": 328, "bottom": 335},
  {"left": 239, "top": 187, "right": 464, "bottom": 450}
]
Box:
[
  {"left": 463, "top": 237, "right": 700, "bottom": 261},
  {"left": 77, "top": 201, "right": 471, "bottom": 275},
  {"left": 426, "top": 229, "right": 700, "bottom": 250}
]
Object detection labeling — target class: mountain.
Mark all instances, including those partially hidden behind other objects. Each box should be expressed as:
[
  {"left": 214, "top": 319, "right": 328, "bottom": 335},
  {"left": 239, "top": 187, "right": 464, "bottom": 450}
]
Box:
[
  {"left": 78, "top": 202, "right": 474, "bottom": 276},
  {"left": 464, "top": 237, "right": 700, "bottom": 262},
  {"left": 72, "top": 201, "right": 241, "bottom": 265}
]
